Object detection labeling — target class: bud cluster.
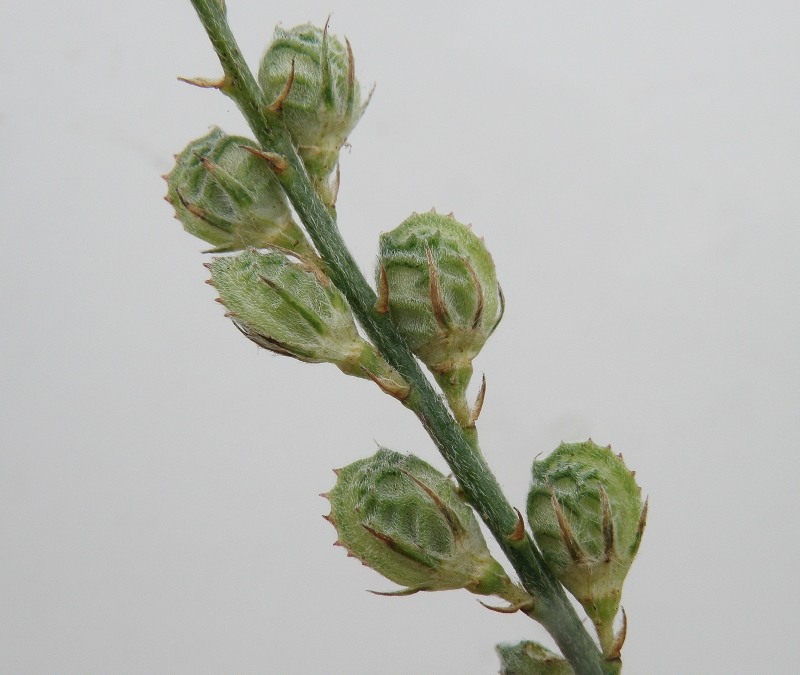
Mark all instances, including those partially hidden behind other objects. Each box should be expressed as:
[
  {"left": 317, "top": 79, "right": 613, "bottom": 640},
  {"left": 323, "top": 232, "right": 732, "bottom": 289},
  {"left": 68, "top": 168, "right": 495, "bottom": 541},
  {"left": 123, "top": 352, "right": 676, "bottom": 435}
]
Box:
[{"left": 170, "top": 15, "right": 649, "bottom": 671}]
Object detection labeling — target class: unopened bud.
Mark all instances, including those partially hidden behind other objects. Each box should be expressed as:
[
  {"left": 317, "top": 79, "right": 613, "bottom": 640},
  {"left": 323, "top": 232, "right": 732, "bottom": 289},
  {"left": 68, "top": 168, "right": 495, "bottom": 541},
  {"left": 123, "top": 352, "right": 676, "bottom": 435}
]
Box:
[
  {"left": 326, "top": 448, "right": 507, "bottom": 595},
  {"left": 166, "top": 127, "right": 315, "bottom": 255},
  {"left": 210, "top": 248, "right": 362, "bottom": 365},
  {"left": 210, "top": 249, "right": 407, "bottom": 395},
  {"left": 258, "top": 23, "right": 365, "bottom": 203},
  {"left": 496, "top": 641, "right": 573, "bottom": 675},
  {"left": 526, "top": 440, "right": 646, "bottom": 657},
  {"left": 377, "top": 211, "right": 503, "bottom": 422}
]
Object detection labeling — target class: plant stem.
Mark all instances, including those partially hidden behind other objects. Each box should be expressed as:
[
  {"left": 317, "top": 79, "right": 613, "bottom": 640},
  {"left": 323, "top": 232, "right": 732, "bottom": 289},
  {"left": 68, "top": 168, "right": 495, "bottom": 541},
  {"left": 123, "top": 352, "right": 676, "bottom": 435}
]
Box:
[{"left": 186, "top": 2, "right": 610, "bottom": 672}]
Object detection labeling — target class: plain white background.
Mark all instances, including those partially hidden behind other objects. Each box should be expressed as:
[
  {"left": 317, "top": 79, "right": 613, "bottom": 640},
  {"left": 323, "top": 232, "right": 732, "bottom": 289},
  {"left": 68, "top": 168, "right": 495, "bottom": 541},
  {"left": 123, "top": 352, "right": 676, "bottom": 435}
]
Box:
[{"left": 1, "top": 1, "right": 798, "bottom": 673}]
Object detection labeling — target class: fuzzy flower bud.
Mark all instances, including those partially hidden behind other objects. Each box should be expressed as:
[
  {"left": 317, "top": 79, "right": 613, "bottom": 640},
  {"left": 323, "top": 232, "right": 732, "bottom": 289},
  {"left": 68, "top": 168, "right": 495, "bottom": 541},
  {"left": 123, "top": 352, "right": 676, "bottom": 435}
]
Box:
[
  {"left": 165, "top": 128, "right": 315, "bottom": 255},
  {"left": 208, "top": 250, "right": 407, "bottom": 399},
  {"left": 496, "top": 641, "right": 573, "bottom": 675},
  {"left": 526, "top": 440, "right": 647, "bottom": 658},
  {"left": 325, "top": 448, "right": 508, "bottom": 595},
  {"left": 377, "top": 211, "right": 503, "bottom": 424},
  {"left": 258, "top": 23, "right": 366, "bottom": 202}
]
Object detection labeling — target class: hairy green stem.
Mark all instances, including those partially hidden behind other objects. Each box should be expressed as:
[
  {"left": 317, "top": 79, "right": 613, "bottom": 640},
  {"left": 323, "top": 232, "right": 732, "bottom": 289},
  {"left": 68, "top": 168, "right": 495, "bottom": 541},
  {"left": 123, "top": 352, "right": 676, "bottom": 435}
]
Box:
[{"left": 187, "top": 2, "right": 609, "bottom": 672}]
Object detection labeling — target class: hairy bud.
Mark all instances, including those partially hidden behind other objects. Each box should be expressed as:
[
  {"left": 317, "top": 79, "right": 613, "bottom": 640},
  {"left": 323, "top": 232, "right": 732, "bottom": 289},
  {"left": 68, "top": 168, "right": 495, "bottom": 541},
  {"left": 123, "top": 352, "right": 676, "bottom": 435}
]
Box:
[
  {"left": 526, "top": 440, "right": 646, "bottom": 657},
  {"left": 209, "top": 249, "right": 407, "bottom": 401},
  {"left": 496, "top": 641, "right": 574, "bottom": 675},
  {"left": 325, "top": 448, "right": 507, "bottom": 595},
  {"left": 165, "top": 127, "right": 314, "bottom": 255},
  {"left": 377, "top": 211, "right": 503, "bottom": 423},
  {"left": 258, "top": 23, "right": 366, "bottom": 203}
]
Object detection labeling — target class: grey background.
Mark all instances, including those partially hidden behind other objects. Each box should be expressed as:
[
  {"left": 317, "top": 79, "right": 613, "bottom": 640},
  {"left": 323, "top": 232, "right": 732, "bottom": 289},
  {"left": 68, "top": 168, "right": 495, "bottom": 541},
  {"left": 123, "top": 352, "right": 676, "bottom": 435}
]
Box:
[{"left": 2, "top": 1, "right": 799, "bottom": 673}]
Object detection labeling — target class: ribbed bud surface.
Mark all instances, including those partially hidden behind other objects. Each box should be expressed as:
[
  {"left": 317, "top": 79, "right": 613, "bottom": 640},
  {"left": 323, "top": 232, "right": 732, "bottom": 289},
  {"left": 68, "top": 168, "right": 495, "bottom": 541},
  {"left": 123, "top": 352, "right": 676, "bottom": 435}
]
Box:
[
  {"left": 166, "top": 127, "right": 313, "bottom": 254},
  {"left": 377, "top": 211, "right": 502, "bottom": 372},
  {"left": 210, "top": 248, "right": 364, "bottom": 366},
  {"left": 326, "top": 448, "right": 506, "bottom": 595},
  {"left": 526, "top": 440, "right": 646, "bottom": 656},
  {"left": 258, "top": 23, "right": 363, "bottom": 183}
]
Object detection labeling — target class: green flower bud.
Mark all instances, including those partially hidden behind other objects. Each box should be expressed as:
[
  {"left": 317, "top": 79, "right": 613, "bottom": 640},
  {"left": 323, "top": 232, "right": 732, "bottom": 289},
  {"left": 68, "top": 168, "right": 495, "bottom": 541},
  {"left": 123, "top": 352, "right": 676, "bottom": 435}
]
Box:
[
  {"left": 496, "top": 641, "right": 573, "bottom": 675},
  {"left": 258, "top": 23, "right": 366, "bottom": 202},
  {"left": 325, "top": 448, "right": 508, "bottom": 595},
  {"left": 377, "top": 211, "right": 503, "bottom": 424},
  {"left": 526, "top": 440, "right": 647, "bottom": 658},
  {"left": 165, "top": 128, "right": 315, "bottom": 255},
  {"left": 209, "top": 249, "right": 407, "bottom": 397}
]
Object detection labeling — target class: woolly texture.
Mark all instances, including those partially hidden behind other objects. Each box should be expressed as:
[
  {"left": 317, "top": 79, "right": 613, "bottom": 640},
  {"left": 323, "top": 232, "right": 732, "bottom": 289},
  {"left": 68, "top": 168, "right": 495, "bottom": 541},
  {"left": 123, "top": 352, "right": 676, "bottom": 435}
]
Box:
[
  {"left": 166, "top": 127, "right": 313, "bottom": 254},
  {"left": 377, "top": 211, "right": 502, "bottom": 371},
  {"left": 326, "top": 448, "right": 506, "bottom": 595},
  {"left": 210, "top": 248, "right": 364, "bottom": 365},
  {"left": 258, "top": 23, "right": 363, "bottom": 181}
]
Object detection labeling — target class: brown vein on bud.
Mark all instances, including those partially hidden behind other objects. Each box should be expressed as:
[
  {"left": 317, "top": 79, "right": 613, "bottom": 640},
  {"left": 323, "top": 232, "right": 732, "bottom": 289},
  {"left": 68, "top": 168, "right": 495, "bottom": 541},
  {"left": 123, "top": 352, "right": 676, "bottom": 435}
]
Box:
[
  {"left": 267, "top": 58, "right": 296, "bottom": 113},
  {"left": 547, "top": 484, "right": 586, "bottom": 564},
  {"left": 361, "top": 524, "right": 437, "bottom": 569},
  {"left": 631, "top": 497, "right": 649, "bottom": 558},
  {"left": 598, "top": 485, "right": 615, "bottom": 562},
  {"left": 238, "top": 145, "right": 288, "bottom": 173},
  {"left": 344, "top": 36, "right": 356, "bottom": 115},
  {"left": 258, "top": 273, "right": 326, "bottom": 334},
  {"left": 425, "top": 244, "right": 451, "bottom": 329},
  {"left": 462, "top": 257, "right": 485, "bottom": 329},
  {"left": 398, "top": 469, "right": 466, "bottom": 538},
  {"left": 489, "top": 285, "right": 505, "bottom": 336},
  {"left": 230, "top": 319, "right": 310, "bottom": 361},
  {"left": 320, "top": 19, "right": 333, "bottom": 107}
]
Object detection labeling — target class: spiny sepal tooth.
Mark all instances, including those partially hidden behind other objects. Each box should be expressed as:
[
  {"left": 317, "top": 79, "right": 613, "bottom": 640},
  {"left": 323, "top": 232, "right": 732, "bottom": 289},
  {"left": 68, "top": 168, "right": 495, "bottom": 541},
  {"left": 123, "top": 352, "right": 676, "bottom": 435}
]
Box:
[
  {"left": 367, "top": 586, "right": 425, "bottom": 597},
  {"left": 526, "top": 439, "right": 646, "bottom": 659},
  {"left": 165, "top": 127, "right": 314, "bottom": 257},
  {"left": 177, "top": 75, "right": 229, "bottom": 90},
  {"left": 266, "top": 57, "right": 295, "bottom": 113},
  {"left": 478, "top": 598, "right": 535, "bottom": 614},
  {"left": 608, "top": 607, "right": 628, "bottom": 661},
  {"left": 325, "top": 448, "right": 509, "bottom": 595},
  {"left": 507, "top": 507, "right": 526, "bottom": 543},
  {"left": 467, "top": 375, "right": 487, "bottom": 427}
]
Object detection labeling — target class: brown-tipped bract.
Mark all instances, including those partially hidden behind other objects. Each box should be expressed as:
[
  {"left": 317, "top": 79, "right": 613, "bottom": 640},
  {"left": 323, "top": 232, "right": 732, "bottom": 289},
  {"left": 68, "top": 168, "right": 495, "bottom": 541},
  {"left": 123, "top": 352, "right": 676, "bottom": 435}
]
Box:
[
  {"left": 165, "top": 127, "right": 315, "bottom": 255},
  {"left": 526, "top": 440, "right": 646, "bottom": 658},
  {"left": 258, "top": 23, "right": 366, "bottom": 203},
  {"left": 325, "top": 448, "right": 508, "bottom": 595}
]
